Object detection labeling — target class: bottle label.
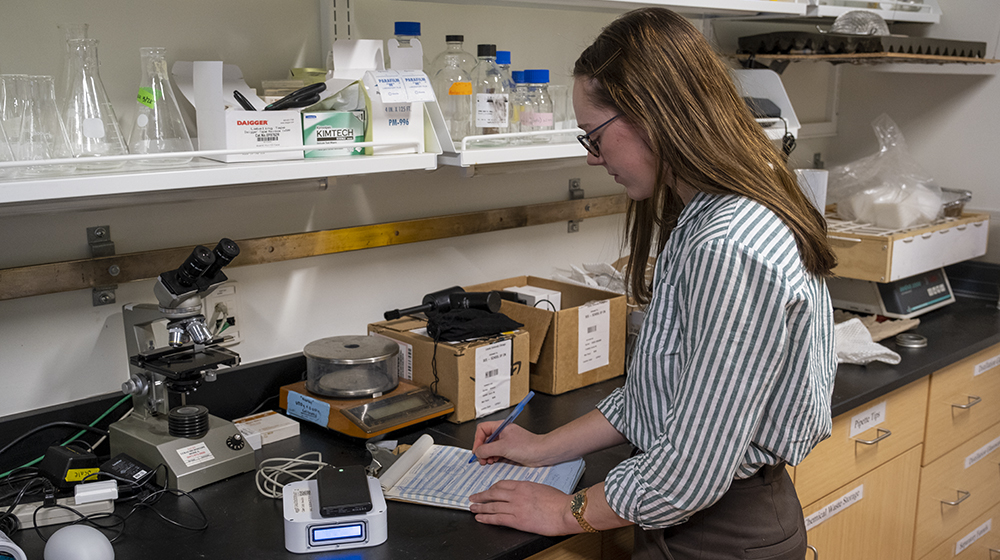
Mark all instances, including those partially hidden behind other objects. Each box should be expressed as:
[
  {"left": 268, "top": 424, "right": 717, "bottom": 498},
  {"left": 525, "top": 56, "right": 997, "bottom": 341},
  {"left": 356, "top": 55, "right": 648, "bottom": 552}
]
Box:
[
  {"left": 137, "top": 87, "right": 162, "bottom": 109},
  {"left": 448, "top": 82, "right": 473, "bottom": 96},
  {"left": 521, "top": 112, "right": 554, "bottom": 127},
  {"left": 475, "top": 93, "right": 508, "bottom": 128}
]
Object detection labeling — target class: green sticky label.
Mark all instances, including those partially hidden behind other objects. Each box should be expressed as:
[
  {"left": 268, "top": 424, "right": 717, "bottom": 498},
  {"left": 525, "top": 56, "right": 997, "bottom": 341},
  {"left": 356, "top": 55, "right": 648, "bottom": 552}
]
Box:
[{"left": 137, "top": 87, "right": 162, "bottom": 108}]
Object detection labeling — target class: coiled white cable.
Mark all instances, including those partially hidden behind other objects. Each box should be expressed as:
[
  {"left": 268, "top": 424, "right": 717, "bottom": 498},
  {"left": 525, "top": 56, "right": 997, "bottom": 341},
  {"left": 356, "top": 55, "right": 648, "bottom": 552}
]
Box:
[{"left": 255, "top": 452, "right": 330, "bottom": 499}]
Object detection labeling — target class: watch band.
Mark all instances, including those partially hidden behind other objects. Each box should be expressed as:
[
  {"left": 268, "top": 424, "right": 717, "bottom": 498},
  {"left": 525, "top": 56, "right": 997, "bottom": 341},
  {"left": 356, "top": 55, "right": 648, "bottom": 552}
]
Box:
[{"left": 571, "top": 489, "right": 599, "bottom": 533}]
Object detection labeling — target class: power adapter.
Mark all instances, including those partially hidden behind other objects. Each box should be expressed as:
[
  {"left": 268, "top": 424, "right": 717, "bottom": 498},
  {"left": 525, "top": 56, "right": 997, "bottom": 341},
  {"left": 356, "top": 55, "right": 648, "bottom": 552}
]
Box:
[
  {"left": 37, "top": 446, "right": 99, "bottom": 490},
  {"left": 100, "top": 453, "right": 155, "bottom": 496}
]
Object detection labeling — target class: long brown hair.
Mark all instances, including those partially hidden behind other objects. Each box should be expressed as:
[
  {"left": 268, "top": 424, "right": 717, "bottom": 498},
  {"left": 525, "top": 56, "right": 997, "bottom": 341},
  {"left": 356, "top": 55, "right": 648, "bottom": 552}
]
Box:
[{"left": 574, "top": 8, "right": 836, "bottom": 305}]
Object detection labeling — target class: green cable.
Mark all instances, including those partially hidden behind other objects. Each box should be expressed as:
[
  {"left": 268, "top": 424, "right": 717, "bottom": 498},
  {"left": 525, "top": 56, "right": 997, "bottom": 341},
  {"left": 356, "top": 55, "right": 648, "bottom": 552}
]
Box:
[{"left": 0, "top": 394, "right": 133, "bottom": 480}]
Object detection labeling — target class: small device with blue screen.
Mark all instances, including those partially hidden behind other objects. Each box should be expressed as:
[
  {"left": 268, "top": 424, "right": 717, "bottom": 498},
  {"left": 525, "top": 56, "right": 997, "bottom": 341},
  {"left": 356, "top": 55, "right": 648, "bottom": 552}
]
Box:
[{"left": 283, "top": 476, "right": 387, "bottom": 553}]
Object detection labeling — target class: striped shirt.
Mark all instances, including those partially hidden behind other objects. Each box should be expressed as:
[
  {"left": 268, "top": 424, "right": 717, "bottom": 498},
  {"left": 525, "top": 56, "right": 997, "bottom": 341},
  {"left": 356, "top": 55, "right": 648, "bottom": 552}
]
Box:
[{"left": 597, "top": 192, "right": 837, "bottom": 529}]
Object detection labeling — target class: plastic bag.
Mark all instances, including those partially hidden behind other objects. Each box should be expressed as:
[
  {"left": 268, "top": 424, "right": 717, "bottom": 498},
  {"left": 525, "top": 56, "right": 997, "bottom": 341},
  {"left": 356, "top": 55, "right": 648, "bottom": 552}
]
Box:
[{"left": 827, "top": 114, "right": 941, "bottom": 229}]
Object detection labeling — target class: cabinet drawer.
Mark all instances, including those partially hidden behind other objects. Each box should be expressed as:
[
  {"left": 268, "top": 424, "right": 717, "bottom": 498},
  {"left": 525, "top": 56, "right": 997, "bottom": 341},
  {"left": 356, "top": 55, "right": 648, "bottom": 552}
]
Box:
[
  {"left": 802, "top": 446, "right": 921, "bottom": 560},
  {"left": 918, "top": 500, "right": 1000, "bottom": 560},
  {"left": 925, "top": 343, "right": 1000, "bottom": 465},
  {"left": 914, "top": 421, "right": 1000, "bottom": 559},
  {"left": 794, "top": 377, "right": 928, "bottom": 506}
]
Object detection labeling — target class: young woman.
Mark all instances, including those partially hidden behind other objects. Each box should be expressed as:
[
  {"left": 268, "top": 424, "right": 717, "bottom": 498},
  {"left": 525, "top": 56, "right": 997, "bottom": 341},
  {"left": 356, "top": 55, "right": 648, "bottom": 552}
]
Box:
[{"left": 468, "top": 8, "right": 838, "bottom": 560}]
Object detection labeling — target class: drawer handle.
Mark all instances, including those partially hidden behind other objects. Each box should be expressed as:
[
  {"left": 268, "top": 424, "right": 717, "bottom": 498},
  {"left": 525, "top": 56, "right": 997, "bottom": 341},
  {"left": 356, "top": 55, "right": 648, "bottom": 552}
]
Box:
[
  {"left": 940, "top": 490, "right": 970, "bottom": 506},
  {"left": 951, "top": 395, "right": 982, "bottom": 410},
  {"left": 990, "top": 548, "right": 999, "bottom": 559},
  {"left": 807, "top": 544, "right": 819, "bottom": 560},
  {"left": 854, "top": 428, "right": 892, "bottom": 445}
]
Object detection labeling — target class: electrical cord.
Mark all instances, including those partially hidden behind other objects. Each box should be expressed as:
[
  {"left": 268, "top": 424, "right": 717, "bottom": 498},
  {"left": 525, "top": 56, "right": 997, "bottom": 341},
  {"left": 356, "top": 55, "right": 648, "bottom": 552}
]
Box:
[{"left": 255, "top": 452, "right": 329, "bottom": 499}]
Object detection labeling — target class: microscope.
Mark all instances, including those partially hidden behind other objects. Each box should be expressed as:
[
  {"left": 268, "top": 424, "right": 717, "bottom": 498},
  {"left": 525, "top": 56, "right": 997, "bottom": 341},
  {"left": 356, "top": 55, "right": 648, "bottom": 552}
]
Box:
[{"left": 109, "top": 239, "right": 256, "bottom": 492}]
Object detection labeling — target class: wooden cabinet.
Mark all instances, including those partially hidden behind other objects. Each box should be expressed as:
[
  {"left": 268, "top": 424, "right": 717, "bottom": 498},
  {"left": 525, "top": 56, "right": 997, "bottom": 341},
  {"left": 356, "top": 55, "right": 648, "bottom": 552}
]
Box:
[
  {"left": 914, "top": 421, "right": 1000, "bottom": 558},
  {"left": 924, "top": 344, "right": 1000, "bottom": 465},
  {"left": 793, "top": 377, "right": 929, "bottom": 507},
  {"left": 918, "top": 500, "right": 1000, "bottom": 560},
  {"left": 802, "top": 446, "right": 922, "bottom": 560}
]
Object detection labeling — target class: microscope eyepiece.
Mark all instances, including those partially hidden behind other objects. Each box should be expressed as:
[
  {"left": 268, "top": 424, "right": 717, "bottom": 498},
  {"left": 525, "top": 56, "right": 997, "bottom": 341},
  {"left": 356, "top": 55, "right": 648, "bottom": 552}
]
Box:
[
  {"left": 202, "top": 238, "right": 240, "bottom": 280},
  {"left": 176, "top": 246, "right": 216, "bottom": 287}
]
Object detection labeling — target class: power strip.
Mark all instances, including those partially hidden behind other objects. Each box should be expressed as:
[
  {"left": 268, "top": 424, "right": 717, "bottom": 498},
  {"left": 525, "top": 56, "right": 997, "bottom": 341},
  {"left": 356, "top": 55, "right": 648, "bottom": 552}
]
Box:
[{"left": 11, "top": 497, "right": 115, "bottom": 529}]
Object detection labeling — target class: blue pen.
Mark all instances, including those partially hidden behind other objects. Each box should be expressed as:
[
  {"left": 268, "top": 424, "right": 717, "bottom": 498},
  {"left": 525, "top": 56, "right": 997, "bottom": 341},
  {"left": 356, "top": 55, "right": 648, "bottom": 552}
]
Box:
[{"left": 469, "top": 391, "right": 535, "bottom": 463}]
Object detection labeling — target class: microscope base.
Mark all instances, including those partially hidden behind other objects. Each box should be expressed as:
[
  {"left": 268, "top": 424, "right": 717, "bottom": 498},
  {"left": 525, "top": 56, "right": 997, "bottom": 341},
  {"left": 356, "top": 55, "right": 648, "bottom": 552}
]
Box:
[{"left": 109, "top": 413, "right": 255, "bottom": 492}]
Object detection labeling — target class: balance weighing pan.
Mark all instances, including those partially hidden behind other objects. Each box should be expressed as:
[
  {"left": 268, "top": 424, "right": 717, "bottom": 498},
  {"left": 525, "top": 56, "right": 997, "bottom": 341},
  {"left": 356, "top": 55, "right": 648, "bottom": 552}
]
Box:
[{"left": 304, "top": 335, "right": 399, "bottom": 399}]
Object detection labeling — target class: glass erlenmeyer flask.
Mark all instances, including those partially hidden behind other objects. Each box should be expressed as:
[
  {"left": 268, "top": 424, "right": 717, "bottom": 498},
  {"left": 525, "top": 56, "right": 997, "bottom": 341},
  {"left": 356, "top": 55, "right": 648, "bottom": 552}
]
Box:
[
  {"left": 63, "top": 38, "right": 127, "bottom": 169},
  {"left": 1, "top": 74, "right": 27, "bottom": 154},
  {"left": 17, "top": 75, "right": 75, "bottom": 176},
  {"left": 0, "top": 108, "right": 15, "bottom": 180},
  {"left": 127, "top": 47, "right": 193, "bottom": 167},
  {"left": 57, "top": 23, "right": 89, "bottom": 114}
]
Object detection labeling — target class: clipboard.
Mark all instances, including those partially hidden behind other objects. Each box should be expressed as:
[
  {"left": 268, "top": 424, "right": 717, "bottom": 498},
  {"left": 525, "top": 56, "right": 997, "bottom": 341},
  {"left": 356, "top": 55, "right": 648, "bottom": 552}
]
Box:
[{"left": 378, "top": 434, "right": 585, "bottom": 511}]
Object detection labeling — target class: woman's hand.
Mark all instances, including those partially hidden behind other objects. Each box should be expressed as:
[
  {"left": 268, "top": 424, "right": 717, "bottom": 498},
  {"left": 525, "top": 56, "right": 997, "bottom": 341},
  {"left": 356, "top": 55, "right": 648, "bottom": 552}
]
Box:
[{"left": 469, "top": 481, "right": 577, "bottom": 536}]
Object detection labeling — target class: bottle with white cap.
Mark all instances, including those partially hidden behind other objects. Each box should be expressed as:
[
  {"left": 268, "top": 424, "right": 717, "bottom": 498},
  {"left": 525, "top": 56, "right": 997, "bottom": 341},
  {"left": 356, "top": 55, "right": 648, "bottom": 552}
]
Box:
[{"left": 521, "top": 69, "right": 554, "bottom": 143}]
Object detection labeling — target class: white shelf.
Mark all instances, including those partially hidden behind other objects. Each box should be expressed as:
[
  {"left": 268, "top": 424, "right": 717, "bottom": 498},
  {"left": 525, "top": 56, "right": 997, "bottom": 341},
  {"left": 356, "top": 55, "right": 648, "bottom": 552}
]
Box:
[
  {"left": 0, "top": 152, "right": 438, "bottom": 207},
  {"left": 803, "top": 1, "right": 941, "bottom": 23},
  {"left": 402, "top": 0, "right": 806, "bottom": 16},
  {"left": 440, "top": 130, "right": 587, "bottom": 167}
]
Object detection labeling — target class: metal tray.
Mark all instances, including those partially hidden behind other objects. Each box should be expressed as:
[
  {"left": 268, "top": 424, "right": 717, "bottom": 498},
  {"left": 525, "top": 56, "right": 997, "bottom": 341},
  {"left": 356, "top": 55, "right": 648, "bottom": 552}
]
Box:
[{"left": 738, "top": 31, "right": 987, "bottom": 59}]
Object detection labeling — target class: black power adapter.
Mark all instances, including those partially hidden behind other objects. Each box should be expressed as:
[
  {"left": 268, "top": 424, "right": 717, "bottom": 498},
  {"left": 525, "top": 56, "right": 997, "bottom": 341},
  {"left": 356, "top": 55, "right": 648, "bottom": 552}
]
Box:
[{"left": 37, "top": 446, "right": 99, "bottom": 490}]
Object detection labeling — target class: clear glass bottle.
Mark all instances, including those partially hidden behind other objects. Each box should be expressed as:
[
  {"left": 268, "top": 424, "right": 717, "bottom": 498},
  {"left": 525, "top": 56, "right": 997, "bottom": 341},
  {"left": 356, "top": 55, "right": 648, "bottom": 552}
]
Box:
[
  {"left": 56, "top": 23, "right": 88, "bottom": 114},
  {"left": 470, "top": 44, "right": 509, "bottom": 147},
  {"left": 509, "top": 71, "right": 530, "bottom": 146},
  {"left": 17, "top": 75, "right": 75, "bottom": 176},
  {"left": 127, "top": 47, "right": 193, "bottom": 167},
  {"left": 386, "top": 21, "right": 426, "bottom": 70},
  {"left": 430, "top": 44, "right": 472, "bottom": 145},
  {"left": 495, "top": 51, "right": 516, "bottom": 93},
  {"left": 428, "top": 35, "right": 476, "bottom": 78},
  {"left": 521, "top": 69, "right": 554, "bottom": 144},
  {"left": 63, "top": 38, "right": 128, "bottom": 169}
]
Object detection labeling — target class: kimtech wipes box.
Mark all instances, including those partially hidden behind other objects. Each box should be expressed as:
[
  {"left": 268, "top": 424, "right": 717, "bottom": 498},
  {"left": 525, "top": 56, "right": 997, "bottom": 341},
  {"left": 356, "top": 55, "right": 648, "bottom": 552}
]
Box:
[
  {"left": 368, "top": 317, "right": 529, "bottom": 423},
  {"left": 464, "top": 276, "right": 626, "bottom": 395}
]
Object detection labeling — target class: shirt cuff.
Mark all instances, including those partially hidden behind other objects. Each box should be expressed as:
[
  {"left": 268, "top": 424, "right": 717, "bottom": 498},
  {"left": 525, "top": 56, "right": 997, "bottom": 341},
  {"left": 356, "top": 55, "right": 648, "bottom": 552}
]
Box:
[{"left": 596, "top": 386, "right": 627, "bottom": 431}]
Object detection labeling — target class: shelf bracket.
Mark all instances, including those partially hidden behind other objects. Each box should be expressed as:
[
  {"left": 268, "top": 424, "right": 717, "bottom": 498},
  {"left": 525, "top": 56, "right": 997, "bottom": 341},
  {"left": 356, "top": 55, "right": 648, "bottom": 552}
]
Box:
[
  {"left": 87, "top": 225, "right": 117, "bottom": 307},
  {"left": 568, "top": 179, "right": 584, "bottom": 233}
]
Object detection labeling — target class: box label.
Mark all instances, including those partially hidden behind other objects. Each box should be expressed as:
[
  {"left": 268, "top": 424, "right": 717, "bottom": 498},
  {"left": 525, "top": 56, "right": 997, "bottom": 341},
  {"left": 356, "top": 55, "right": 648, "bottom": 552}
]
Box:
[
  {"left": 804, "top": 484, "right": 864, "bottom": 531},
  {"left": 176, "top": 442, "right": 216, "bottom": 468},
  {"left": 286, "top": 391, "right": 332, "bottom": 428},
  {"left": 475, "top": 339, "right": 513, "bottom": 418},
  {"left": 578, "top": 300, "right": 611, "bottom": 374},
  {"left": 955, "top": 518, "right": 991, "bottom": 555},
  {"left": 849, "top": 400, "right": 886, "bottom": 439}
]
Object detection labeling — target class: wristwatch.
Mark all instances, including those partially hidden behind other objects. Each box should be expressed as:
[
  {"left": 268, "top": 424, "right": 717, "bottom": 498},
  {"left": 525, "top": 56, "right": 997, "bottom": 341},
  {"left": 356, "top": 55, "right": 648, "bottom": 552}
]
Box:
[{"left": 570, "top": 489, "right": 599, "bottom": 533}]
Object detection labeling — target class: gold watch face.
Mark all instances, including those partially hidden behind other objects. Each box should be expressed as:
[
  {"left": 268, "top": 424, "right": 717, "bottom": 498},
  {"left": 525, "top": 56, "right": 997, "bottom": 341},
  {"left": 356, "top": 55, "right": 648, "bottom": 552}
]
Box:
[{"left": 571, "top": 491, "right": 585, "bottom": 513}]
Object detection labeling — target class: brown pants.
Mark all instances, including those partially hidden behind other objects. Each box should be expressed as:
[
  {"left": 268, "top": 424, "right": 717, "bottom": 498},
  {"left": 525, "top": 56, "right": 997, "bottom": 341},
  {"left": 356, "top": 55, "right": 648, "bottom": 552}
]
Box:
[{"left": 631, "top": 463, "right": 806, "bottom": 560}]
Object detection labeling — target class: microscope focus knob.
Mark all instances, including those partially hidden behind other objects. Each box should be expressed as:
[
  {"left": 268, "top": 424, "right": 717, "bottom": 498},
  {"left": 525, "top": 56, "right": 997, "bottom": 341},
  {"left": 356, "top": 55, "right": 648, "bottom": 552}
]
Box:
[{"left": 122, "top": 375, "right": 148, "bottom": 396}]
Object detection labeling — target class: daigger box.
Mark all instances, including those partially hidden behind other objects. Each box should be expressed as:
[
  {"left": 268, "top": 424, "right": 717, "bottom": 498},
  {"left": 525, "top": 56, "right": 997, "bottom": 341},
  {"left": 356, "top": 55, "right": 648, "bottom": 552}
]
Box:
[
  {"left": 172, "top": 61, "right": 303, "bottom": 162},
  {"left": 368, "top": 317, "right": 530, "bottom": 423},
  {"left": 464, "top": 276, "right": 626, "bottom": 395}
]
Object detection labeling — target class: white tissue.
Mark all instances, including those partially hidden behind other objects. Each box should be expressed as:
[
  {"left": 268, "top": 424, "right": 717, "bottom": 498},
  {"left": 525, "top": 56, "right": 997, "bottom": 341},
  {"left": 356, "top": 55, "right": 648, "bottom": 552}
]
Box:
[{"left": 835, "top": 318, "right": 901, "bottom": 365}]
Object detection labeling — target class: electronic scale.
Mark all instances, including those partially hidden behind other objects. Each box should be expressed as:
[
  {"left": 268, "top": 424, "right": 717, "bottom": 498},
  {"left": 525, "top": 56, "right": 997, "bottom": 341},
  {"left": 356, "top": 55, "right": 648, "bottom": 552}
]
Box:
[
  {"left": 280, "top": 379, "right": 454, "bottom": 439},
  {"left": 827, "top": 267, "right": 955, "bottom": 319},
  {"left": 282, "top": 476, "right": 387, "bottom": 553}
]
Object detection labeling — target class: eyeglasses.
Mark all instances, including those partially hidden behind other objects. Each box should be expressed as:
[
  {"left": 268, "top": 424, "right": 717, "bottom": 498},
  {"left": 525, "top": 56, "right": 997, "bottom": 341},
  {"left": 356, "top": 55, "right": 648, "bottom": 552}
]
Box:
[{"left": 577, "top": 114, "right": 622, "bottom": 158}]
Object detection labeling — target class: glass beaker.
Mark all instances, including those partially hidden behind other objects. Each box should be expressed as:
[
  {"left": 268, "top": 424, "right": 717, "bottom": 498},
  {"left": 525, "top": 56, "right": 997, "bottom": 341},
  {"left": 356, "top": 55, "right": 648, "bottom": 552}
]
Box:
[
  {"left": 56, "top": 23, "right": 89, "bottom": 114},
  {"left": 1, "top": 74, "right": 27, "bottom": 152},
  {"left": 63, "top": 38, "right": 128, "bottom": 169},
  {"left": 127, "top": 47, "right": 193, "bottom": 167},
  {"left": 17, "top": 75, "right": 76, "bottom": 176}
]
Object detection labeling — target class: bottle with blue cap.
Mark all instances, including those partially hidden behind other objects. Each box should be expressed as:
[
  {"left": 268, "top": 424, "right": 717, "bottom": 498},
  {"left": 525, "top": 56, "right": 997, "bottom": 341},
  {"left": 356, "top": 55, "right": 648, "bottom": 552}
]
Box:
[
  {"left": 509, "top": 70, "right": 530, "bottom": 145},
  {"left": 521, "top": 69, "right": 554, "bottom": 143},
  {"left": 387, "top": 21, "right": 426, "bottom": 70},
  {"left": 495, "top": 51, "right": 515, "bottom": 92}
]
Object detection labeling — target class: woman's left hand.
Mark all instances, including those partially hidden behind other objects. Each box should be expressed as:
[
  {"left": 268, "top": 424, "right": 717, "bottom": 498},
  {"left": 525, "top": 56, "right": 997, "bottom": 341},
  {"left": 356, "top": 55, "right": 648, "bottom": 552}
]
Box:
[{"left": 469, "top": 480, "right": 577, "bottom": 535}]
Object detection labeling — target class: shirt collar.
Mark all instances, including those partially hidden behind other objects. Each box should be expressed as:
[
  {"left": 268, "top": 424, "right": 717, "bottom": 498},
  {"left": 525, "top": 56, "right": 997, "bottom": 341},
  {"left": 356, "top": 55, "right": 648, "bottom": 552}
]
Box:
[{"left": 674, "top": 190, "right": 711, "bottom": 230}]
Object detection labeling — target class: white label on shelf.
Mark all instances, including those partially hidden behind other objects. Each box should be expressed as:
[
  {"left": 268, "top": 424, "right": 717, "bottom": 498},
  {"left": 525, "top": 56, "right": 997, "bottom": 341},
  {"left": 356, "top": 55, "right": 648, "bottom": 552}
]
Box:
[
  {"left": 578, "top": 300, "right": 611, "bottom": 374},
  {"left": 804, "top": 485, "right": 864, "bottom": 532},
  {"left": 974, "top": 354, "right": 1000, "bottom": 376},
  {"left": 475, "top": 339, "right": 512, "bottom": 418},
  {"left": 849, "top": 400, "right": 887, "bottom": 439},
  {"left": 965, "top": 434, "right": 1000, "bottom": 469},
  {"left": 176, "top": 442, "right": 215, "bottom": 468},
  {"left": 286, "top": 392, "right": 331, "bottom": 428},
  {"left": 955, "top": 518, "right": 991, "bottom": 556}
]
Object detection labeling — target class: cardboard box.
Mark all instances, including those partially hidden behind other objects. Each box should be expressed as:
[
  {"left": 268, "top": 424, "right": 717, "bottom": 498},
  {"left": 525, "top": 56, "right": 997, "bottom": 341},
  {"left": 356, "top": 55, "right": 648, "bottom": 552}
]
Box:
[
  {"left": 368, "top": 317, "right": 530, "bottom": 423},
  {"left": 464, "top": 276, "right": 626, "bottom": 395},
  {"left": 232, "top": 410, "right": 300, "bottom": 450}
]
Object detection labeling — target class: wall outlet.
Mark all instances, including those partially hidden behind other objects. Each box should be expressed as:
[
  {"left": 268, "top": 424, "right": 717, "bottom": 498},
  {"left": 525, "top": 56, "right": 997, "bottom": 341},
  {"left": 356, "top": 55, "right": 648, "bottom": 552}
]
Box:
[{"left": 203, "top": 280, "right": 243, "bottom": 347}]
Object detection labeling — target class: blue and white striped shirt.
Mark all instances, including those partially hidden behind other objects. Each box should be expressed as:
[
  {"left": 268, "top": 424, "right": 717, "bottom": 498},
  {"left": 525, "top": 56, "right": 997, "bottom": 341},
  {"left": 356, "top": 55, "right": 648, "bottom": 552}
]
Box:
[{"left": 597, "top": 192, "right": 836, "bottom": 529}]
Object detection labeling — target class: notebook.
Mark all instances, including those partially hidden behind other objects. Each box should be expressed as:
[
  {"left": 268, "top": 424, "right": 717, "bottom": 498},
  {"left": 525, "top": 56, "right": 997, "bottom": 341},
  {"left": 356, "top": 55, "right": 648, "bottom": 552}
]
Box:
[{"left": 378, "top": 434, "right": 586, "bottom": 511}]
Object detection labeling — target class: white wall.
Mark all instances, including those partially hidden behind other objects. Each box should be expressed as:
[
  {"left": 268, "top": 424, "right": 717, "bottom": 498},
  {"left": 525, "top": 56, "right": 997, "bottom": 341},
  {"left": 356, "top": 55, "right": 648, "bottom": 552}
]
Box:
[{"left": 0, "top": 0, "right": 627, "bottom": 417}]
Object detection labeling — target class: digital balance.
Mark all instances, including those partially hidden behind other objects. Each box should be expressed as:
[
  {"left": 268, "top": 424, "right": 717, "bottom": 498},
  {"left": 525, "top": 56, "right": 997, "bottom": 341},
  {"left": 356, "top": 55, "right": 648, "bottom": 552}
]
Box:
[
  {"left": 282, "top": 476, "right": 387, "bottom": 553},
  {"left": 827, "top": 267, "right": 955, "bottom": 319},
  {"left": 279, "top": 336, "right": 453, "bottom": 439}
]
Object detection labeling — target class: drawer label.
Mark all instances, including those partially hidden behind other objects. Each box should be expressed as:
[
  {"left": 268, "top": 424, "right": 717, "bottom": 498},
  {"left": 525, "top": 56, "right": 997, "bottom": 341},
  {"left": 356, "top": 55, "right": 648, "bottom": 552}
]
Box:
[
  {"left": 974, "top": 354, "right": 1000, "bottom": 376},
  {"left": 955, "top": 518, "right": 991, "bottom": 555},
  {"left": 965, "top": 434, "right": 1000, "bottom": 469},
  {"left": 849, "top": 401, "right": 887, "bottom": 439},
  {"left": 804, "top": 484, "right": 864, "bottom": 531}
]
